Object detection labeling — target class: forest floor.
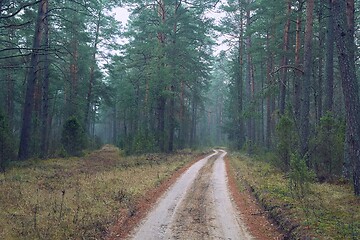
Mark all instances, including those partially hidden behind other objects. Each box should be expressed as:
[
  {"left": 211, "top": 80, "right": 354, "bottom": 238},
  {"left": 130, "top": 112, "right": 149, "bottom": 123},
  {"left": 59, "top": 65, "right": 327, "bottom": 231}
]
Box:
[
  {"left": 229, "top": 153, "right": 360, "bottom": 239},
  {"left": 0, "top": 145, "right": 204, "bottom": 239}
]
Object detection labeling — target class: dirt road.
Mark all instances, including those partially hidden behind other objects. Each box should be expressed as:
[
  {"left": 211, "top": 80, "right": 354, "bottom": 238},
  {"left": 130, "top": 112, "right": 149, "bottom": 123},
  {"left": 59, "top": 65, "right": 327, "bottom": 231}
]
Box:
[{"left": 128, "top": 150, "right": 253, "bottom": 240}]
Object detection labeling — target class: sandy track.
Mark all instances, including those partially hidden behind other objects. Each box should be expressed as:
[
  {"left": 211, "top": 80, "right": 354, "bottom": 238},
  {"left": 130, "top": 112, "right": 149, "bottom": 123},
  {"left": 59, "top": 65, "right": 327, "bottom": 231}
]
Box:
[{"left": 128, "top": 150, "right": 252, "bottom": 240}]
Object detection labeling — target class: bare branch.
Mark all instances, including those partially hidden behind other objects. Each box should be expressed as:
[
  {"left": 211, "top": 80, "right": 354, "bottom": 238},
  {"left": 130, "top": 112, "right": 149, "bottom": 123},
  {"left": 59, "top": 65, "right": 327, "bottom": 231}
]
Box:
[
  {"left": 0, "top": 21, "right": 32, "bottom": 29},
  {"left": 0, "top": 53, "right": 32, "bottom": 60},
  {"left": 0, "top": 0, "right": 42, "bottom": 19},
  {"left": 271, "top": 65, "right": 304, "bottom": 76}
]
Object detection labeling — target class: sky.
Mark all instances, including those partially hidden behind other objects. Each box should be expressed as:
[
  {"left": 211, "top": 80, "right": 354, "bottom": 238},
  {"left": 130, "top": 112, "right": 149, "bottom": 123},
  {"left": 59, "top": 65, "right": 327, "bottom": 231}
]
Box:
[{"left": 112, "top": 7, "right": 130, "bottom": 27}]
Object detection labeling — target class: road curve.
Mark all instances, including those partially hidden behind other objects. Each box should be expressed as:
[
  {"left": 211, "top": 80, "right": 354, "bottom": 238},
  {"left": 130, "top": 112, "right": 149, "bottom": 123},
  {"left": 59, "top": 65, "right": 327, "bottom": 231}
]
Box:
[{"left": 128, "top": 150, "right": 253, "bottom": 240}]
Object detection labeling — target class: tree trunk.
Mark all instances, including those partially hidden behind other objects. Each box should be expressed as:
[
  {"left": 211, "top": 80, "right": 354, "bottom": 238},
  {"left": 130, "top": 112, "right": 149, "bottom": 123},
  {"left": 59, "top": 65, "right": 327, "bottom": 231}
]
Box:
[
  {"left": 155, "top": 0, "right": 167, "bottom": 152},
  {"left": 157, "top": 96, "right": 166, "bottom": 152},
  {"left": 246, "top": 3, "right": 254, "bottom": 150},
  {"left": 324, "top": 0, "right": 334, "bottom": 113},
  {"left": 168, "top": 85, "right": 175, "bottom": 152},
  {"left": 5, "top": 72, "right": 14, "bottom": 131},
  {"left": 343, "top": 0, "right": 356, "bottom": 180},
  {"left": 315, "top": 1, "right": 324, "bottom": 123},
  {"left": 236, "top": 1, "right": 245, "bottom": 150},
  {"left": 266, "top": 31, "right": 274, "bottom": 149},
  {"left": 332, "top": 0, "right": 360, "bottom": 195},
  {"left": 293, "top": 8, "right": 302, "bottom": 120},
  {"left": 279, "top": 0, "right": 292, "bottom": 115},
  {"left": 235, "top": 41, "right": 245, "bottom": 149},
  {"left": 260, "top": 61, "right": 265, "bottom": 145},
  {"left": 179, "top": 80, "right": 185, "bottom": 148},
  {"left": 68, "top": 38, "right": 79, "bottom": 118},
  {"left": 167, "top": 1, "right": 180, "bottom": 152},
  {"left": 85, "top": 11, "right": 101, "bottom": 133},
  {"left": 300, "top": 0, "right": 314, "bottom": 163},
  {"left": 18, "top": 0, "right": 47, "bottom": 160},
  {"left": 113, "top": 105, "right": 117, "bottom": 144},
  {"left": 40, "top": 0, "right": 49, "bottom": 158},
  {"left": 190, "top": 97, "right": 197, "bottom": 148}
]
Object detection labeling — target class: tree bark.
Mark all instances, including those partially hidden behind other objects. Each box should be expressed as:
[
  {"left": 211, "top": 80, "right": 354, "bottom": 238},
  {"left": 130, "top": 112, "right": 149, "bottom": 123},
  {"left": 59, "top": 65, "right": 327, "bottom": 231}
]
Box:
[
  {"left": 236, "top": 7, "right": 245, "bottom": 150},
  {"left": 246, "top": 1, "right": 255, "bottom": 150},
  {"left": 300, "top": 0, "right": 314, "bottom": 163},
  {"left": 332, "top": 0, "right": 360, "bottom": 195},
  {"left": 167, "top": 0, "right": 180, "bottom": 152},
  {"left": 155, "top": 0, "right": 167, "bottom": 152},
  {"left": 266, "top": 31, "right": 274, "bottom": 149},
  {"left": 5, "top": 72, "right": 14, "bottom": 131},
  {"left": 324, "top": 0, "right": 334, "bottom": 113},
  {"left": 190, "top": 97, "right": 197, "bottom": 147},
  {"left": 315, "top": 1, "right": 324, "bottom": 123},
  {"left": 179, "top": 80, "right": 185, "bottom": 148},
  {"left": 40, "top": 0, "right": 49, "bottom": 158},
  {"left": 279, "top": 0, "right": 292, "bottom": 115},
  {"left": 293, "top": 6, "right": 302, "bottom": 120},
  {"left": 343, "top": 0, "right": 356, "bottom": 180},
  {"left": 168, "top": 86, "right": 175, "bottom": 152},
  {"left": 18, "top": 0, "right": 47, "bottom": 160},
  {"left": 85, "top": 10, "right": 101, "bottom": 134},
  {"left": 68, "top": 38, "right": 79, "bottom": 118}
]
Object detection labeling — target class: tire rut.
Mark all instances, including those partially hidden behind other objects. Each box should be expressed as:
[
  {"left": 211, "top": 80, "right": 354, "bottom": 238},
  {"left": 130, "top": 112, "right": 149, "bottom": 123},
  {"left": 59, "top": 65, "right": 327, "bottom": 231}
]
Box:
[{"left": 169, "top": 154, "right": 219, "bottom": 239}]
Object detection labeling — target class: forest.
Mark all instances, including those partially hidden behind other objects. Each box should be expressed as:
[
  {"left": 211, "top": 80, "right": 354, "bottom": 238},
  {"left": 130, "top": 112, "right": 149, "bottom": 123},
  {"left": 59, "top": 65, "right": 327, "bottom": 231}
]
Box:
[{"left": 0, "top": 0, "right": 360, "bottom": 197}]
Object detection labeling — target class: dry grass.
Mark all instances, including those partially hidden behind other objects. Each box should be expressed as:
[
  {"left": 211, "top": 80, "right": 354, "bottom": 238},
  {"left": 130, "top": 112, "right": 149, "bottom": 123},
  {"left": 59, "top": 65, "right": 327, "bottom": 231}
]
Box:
[
  {"left": 0, "top": 145, "right": 200, "bottom": 239},
  {"left": 229, "top": 152, "right": 360, "bottom": 239}
]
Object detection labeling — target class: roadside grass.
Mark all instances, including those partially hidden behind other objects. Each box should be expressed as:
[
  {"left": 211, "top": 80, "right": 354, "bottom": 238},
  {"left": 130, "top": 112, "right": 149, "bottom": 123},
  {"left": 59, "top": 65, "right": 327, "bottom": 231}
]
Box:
[
  {"left": 228, "top": 152, "right": 360, "bottom": 240},
  {"left": 0, "top": 145, "right": 201, "bottom": 239}
]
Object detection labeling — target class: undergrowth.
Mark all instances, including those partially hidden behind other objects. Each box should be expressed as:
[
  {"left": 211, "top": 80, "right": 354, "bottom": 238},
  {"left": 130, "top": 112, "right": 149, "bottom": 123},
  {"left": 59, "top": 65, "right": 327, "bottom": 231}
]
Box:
[
  {"left": 229, "top": 152, "right": 360, "bottom": 240},
  {"left": 0, "top": 145, "right": 201, "bottom": 239}
]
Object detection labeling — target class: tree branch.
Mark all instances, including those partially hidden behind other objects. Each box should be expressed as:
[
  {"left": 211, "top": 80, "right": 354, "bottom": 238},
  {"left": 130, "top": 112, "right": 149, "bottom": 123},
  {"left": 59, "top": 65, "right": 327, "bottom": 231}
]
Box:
[
  {"left": 0, "top": 21, "right": 32, "bottom": 29},
  {"left": 0, "top": 0, "right": 42, "bottom": 19},
  {"left": 271, "top": 65, "right": 304, "bottom": 76}
]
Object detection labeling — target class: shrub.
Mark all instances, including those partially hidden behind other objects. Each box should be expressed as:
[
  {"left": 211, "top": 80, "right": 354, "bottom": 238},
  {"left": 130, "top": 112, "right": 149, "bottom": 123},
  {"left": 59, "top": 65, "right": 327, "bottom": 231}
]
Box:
[
  {"left": 288, "top": 153, "right": 315, "bottom": 199},
  {"left": 310, "top": 113, "right": 344, "bottom": 181},
  {"left": 61, "top": 116, "right": 87, "bottom": 156},
  {"left": 132, "top": 131, "right": 157, "bottom": 154},
  {"left": 242, "top": 140, "right": 262, "bottom": 155},
  {"left": 275, "top": 114, "right": 297, "bottom": 171}
]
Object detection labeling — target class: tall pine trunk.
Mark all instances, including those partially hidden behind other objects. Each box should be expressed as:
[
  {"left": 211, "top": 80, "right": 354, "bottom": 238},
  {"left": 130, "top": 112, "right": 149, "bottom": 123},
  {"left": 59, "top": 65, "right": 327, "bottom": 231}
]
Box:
[
  {"left": 236, "top": 1, "right": 245, "bottom": 150},
  {"left": 40, "top": 0, "right": 49, "bottom": 158},
  {"left": 167, "top": 0, "right": 180, "bottom": 152},
  {"left": 5, "top": 72, "right": 14, "bottom": 131},
  {"left": 299, "top": 0, "right": 314, "bottom": 163},
  {"left": 266, "top": 31, "right": 274, "bottom": 149},
  {"left": 343, "top": 0, "right": 356, "bottom": 181},
  {"left": 246, "top": 4, "right": 254, "bottom": 150},
  {"left": 279, "top": 0, "right": 292, "bottom": 115},
  {"left": 315, "top": 2, "right": 324, "bottom": 123},
  {"left": 156, "top": 0, "right": 167, "bottom": 152},
  {"left": 293, "top": 7, "right": 302, "bottom": 121},
  {"left": 18, "top": 0, "right": 47, "bottom": 160},
  {"left": 324, "top": 0, "right": 334, "bottom": 113},
  {"left": 85, "top": 11, "right": 101, "bottom": 134},
  {"left": 332, "top": 0, "right": 360, "bottom": 196},
  {"left": 68, "top": 38, "right": 79, "bottom": 118},
  {"left": 190, "top": 97, "right": 197, "bottom": 147}
]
